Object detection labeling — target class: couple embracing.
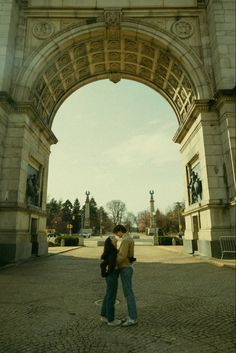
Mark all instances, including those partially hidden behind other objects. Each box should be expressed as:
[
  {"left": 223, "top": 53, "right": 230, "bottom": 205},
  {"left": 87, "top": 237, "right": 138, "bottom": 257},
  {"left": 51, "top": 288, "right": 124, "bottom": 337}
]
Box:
[{"left": 100, "top": 224, "right": 138, "bottom": 327}]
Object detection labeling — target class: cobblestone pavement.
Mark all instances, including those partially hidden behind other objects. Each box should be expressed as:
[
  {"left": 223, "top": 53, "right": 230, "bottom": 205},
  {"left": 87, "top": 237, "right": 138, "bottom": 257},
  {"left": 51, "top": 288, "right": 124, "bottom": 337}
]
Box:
[{"left": 0, "top": 244, "right": 235, "bottom": 353}]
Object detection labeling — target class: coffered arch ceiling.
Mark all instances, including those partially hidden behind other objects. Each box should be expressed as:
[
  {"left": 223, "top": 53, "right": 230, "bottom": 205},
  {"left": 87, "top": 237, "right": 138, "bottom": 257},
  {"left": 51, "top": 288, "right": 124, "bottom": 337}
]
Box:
[{"left": 14, "top": 22, "right": 211, "bottom": 128}]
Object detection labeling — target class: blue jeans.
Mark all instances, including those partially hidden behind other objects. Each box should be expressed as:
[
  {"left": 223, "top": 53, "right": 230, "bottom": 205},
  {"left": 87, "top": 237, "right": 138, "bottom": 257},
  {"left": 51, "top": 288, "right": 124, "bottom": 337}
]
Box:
[
  {"left": 120, "top": 266, "right": 137, "bottom": 320},
  {"left": 101, "top": 269, "right": 119, "bottom": 322}
]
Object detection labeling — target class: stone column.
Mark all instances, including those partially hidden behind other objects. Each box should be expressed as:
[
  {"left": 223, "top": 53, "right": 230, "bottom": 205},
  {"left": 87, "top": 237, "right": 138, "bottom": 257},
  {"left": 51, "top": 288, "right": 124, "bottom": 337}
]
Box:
[
  {"left": 0, "top": 103, "right": 57, "bottom": 263},
  {"left": 148, "top": 190, "right": 156, "bottom": 235},
  {"left": 0, "top": 0, "right": 19, "bottom": 91},
  {"left": 84, "top": 191, "right": 90, "bottom": 229},
  {"left": 175, "top": 99, "right": 235, "bottom": 258}
]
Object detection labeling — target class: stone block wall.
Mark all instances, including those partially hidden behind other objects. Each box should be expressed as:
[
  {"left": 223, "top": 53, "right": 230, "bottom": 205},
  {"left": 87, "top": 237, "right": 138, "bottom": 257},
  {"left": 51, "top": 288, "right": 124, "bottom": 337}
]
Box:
[
  {"left": 0, "top": 106, "right": 8, "bottom": 182},
  {"left": 0, "top": 111, "right": 51, "bottom": 262},
  {"left": 218, "top": 99, "right": 236, "bottom": 201},
  {"left": 207, "top": 0, "right": 236, "bottom": 90},
  {"left": 0, "top": 0, "right": 19, "bottom": 91}
]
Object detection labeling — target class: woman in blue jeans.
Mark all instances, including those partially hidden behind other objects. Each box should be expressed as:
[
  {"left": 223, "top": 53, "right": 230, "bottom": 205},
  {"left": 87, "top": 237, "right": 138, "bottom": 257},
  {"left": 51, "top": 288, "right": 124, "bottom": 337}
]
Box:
[{"left": 100, "top": 235, "right": 122, "bottom": 327}]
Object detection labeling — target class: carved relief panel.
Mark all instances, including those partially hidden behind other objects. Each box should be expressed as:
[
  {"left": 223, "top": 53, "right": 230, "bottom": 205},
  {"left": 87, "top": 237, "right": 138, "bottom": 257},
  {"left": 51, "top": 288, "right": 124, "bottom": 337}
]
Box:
[
  {"left": 186, "top": 159, "right": 203, "bottom": 205},
  {"left": 25, "top": 19, "right": 60, "bottom": 55},
  {"left": 26, "top": 164, "right": 43, "bottom": 207}
]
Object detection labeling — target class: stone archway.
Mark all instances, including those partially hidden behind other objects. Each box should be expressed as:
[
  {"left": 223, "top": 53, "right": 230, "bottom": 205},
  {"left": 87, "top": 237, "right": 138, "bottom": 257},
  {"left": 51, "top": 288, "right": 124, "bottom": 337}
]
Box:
[{"left": 0, "top": 1, "right": 235, "bottom": 263}]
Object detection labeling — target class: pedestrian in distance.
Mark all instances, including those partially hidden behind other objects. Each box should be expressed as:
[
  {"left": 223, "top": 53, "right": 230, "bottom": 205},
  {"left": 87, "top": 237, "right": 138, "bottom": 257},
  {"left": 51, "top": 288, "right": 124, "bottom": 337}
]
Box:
[
  {"left": 100, "top": 235, "right": 122, "bottom": 327},
  {"left": 113, "top": 224, "right": 138, "bottom": 327}
]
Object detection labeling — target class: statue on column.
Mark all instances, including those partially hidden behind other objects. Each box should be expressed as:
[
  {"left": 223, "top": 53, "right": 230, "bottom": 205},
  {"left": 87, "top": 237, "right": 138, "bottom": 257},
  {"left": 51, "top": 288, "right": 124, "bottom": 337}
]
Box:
[
  {"left": 148, "top": 190, "right": 157, "bottom": 235},
  {"left": 84, "top": 191, "right": 90, "bottom": 228},
  {"left": 80, "top": 191, "right": 93, "bottom": 237}
]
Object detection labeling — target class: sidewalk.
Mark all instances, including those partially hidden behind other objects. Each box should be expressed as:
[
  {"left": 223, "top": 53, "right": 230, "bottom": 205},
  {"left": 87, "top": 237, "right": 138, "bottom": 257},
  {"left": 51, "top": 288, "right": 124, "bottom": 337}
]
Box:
[
  {"left": 157, "top": 245, "right": 236, "bottom": 269},
  {"left": 48, "top": 245, "right": 81, "bottom": 255},
  {"left": 48, "top": 243, "right": 236, "bottom": 269}
]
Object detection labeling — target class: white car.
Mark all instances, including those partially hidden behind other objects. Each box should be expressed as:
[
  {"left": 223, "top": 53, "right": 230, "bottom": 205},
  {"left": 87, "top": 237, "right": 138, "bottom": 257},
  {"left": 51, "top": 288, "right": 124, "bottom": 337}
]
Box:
[{"left": 81, "top": 232, "right": 91, "bottom": 238}]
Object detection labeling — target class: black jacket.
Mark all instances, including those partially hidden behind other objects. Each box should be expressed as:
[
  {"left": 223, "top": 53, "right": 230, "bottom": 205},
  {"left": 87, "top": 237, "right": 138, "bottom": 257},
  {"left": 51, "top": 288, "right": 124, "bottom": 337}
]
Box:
[{"left": 100, "top": 237, "right": 118, "bottom": 277}]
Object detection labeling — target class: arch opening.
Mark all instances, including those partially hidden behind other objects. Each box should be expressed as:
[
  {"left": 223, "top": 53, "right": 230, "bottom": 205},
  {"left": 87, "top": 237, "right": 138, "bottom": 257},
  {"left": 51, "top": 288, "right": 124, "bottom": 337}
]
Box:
[{"left": 49, "top": 79, "right": 184, "bottom": 215}]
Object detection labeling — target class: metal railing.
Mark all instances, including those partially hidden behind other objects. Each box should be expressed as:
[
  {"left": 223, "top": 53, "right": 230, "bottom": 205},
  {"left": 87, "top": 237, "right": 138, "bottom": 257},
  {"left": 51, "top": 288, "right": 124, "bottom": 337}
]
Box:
[{"left": 219, "top": 236, "right": 236, "bottom": 259}]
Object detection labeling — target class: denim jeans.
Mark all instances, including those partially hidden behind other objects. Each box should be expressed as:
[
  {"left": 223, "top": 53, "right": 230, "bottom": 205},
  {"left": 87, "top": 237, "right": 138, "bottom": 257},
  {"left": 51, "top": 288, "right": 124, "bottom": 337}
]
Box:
[
  {"left": 120, "top": 266, "right": 137, "bottom": 320},
  {"left": 101, "top": 269, "right": 119, "bottom": 322}
]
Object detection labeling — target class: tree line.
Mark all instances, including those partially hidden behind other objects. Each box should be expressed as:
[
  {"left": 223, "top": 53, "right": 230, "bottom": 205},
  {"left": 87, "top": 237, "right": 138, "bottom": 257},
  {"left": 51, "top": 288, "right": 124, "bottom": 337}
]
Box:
[{"left": 46, "top": 197, "right": 185, "bottom": 235}]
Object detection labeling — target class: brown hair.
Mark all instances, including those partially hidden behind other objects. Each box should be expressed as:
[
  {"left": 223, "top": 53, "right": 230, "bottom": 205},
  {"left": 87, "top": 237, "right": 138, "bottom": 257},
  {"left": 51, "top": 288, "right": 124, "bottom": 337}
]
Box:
[{"left": 113, "top": 224, "right": 127, "bottom": 234}]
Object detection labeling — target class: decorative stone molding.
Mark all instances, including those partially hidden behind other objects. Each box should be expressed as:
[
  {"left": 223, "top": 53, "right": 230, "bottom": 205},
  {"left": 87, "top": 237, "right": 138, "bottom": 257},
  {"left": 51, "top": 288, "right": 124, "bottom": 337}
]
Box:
[
  {"left": 138, "top": 18, "right": 166, "bottom": 30},
  {"left": 60, "top": 19, "right": 87, "bottom": 29},
  {"left": 173, "top": 99, "right": 215, "bottom": 144},
  {"left": 17, "top": 0, "right": 28, "bottom": 8},
  {"left": 104, "top": 9, "right": 122, "bottom": 26},
  {"left": 214, "top": 88, "right": 236, "bottom": 109},
  {"left": 104, "top": 9, "right": 122, "bottom": 40},
  {"left": 0, "top": 92, "right": 57, "bottom": 144},
  {"left": 171, "top": 20, "right": 194, "bottom": 39},
  {"left": 32, "top": 22, "right": 55, "bottom": 39},
  {"left": 197, "top": 0, "right": 207, "bottom": 8}
]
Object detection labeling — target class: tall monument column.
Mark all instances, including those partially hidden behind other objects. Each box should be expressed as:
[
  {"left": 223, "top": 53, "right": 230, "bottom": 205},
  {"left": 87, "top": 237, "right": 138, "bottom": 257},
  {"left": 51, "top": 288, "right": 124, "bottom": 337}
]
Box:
[
  {"left": 149, "top": 190, "right": 157, "bottom": 235},
  {"left": 84, "top": 191, "right": 90, "bottom": 228}
]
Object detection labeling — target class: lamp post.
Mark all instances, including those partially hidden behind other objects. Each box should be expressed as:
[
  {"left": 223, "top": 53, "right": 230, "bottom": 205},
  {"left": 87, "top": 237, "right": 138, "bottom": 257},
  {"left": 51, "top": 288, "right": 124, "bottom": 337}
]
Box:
[
  {"left": 152, "top": 212, "right": 156, "bottom": 235},
  {"left": 99, "top": 207, "right": 103, "bottom": 237},
  {"left": 70, "top": 215, "right": 75, "bottom": 235},
  {"left": 79, "top": 212, "right": 84, "bottom": 233}
]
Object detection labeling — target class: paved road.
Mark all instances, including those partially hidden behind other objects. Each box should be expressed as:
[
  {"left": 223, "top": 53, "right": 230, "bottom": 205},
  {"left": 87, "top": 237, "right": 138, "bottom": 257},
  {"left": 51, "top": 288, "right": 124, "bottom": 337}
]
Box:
[{"left": 0, "top": 245, "right": 235, "bottom": 353}]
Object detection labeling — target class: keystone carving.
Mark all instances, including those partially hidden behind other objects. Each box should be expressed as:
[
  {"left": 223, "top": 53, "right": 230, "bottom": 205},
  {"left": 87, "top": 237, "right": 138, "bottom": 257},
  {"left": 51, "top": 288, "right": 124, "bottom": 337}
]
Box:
[{"left": 109, "top": 72, "right": 121, "bottom": 84}]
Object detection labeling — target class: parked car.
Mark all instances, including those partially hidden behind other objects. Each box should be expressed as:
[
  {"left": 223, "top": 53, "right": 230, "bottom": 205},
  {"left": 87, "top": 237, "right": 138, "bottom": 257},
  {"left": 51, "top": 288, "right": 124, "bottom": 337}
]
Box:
[
  {"left": 47, "top": 233, "right": 56, "bottom": 238},
  {"left": 81, "top": 232, "right": 91, "bottom": 238}
]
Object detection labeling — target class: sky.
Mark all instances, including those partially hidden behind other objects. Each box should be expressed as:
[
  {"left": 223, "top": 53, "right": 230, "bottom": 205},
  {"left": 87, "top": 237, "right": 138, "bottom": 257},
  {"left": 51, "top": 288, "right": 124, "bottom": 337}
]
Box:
[{"left": 47, "top": 79, "right": 184, "bottom": 215}]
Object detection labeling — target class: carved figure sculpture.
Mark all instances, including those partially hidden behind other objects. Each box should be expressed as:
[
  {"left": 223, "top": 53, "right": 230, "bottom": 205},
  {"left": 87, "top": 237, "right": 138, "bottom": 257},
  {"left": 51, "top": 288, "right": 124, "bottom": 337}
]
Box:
[{"left": 188, "top": 170, "right": 202, "bottom": 204}]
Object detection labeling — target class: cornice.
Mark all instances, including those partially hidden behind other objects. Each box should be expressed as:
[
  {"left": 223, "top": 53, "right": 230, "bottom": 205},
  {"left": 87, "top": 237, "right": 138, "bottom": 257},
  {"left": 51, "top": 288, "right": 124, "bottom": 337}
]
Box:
[
  {"left": 173, "top": 99, "right": 214, "bottom": 144},
  {"left": 0, "top": 92, "right": 57, "bottom": 145},
  {"left": 0, "top": 202, "right": 46, "bottom": 216},
  {"left": 23, "top": 8, "right": 205, "bottom": 18},
  {"left": 214, "top": 87, "right": 236, "bottom": 110},
  {"left": 183, "top": 199, "right": 231, "bottom": 216}
]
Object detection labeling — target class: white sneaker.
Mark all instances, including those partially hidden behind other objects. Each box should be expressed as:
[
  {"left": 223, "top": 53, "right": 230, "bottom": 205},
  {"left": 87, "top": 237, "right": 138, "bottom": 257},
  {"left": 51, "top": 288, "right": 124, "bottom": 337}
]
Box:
[
  {"left": 107, "top": 319, "right": 122, "bottom": 327},
  {"left": 121, "top": 318, "right": 138, "bottom": 327},
  {"left": 100, "top": 316, "right": 108, "bottom": 323}
]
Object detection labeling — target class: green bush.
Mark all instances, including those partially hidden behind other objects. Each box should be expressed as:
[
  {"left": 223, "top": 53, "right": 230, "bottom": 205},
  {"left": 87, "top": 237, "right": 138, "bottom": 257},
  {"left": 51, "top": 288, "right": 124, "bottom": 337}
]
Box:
[
  {"left": 55, "top": 235, "right": 80, "bottom": 246},
  {"left": 175, "top": 237, "right": 183, "bottom": 245},
  {"left": 158, "top": 236, "right": 173, "bottom": 245},
  {"left": 48, "top": 241, "right": 57, "bottom": 247},
  {"left": 158, "top": 236, "right": 184, "bottom": 246}
]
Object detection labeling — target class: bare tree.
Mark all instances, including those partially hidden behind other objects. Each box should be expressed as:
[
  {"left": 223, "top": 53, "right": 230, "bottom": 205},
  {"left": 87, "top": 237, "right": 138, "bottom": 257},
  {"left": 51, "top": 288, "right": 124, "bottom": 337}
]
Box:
[
  {"left": 124, "top": 212, "right": 137, "bottom": 232},
  {"left": 137, "top": 210, "right": 150, "bottom": 232},
  {"left": 106, "top": 200, "right": 126, "bottom": 226}
]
